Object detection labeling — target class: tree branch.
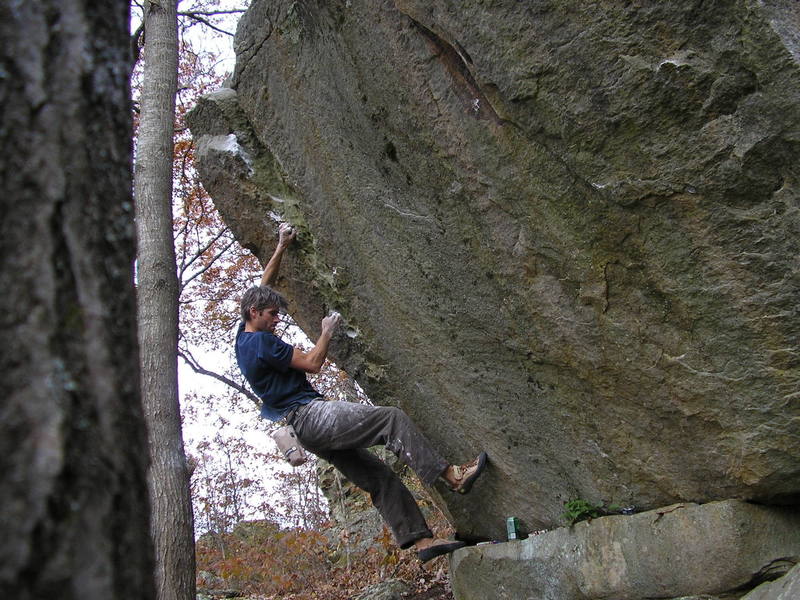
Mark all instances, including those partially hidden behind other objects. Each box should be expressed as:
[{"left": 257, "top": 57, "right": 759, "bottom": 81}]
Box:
[
  {"left": 179, "top": 12, "right": 235, "bottom": 36},
  {"left": 178, "top": 348, "right": 261, "bottom": 408},
  {"left": 179, "top": 9, "right": 246, "bottom": 17},
  {"left": 180, "top": 237, "right": 236, "bottom": 291},
  {"left": 179, "top": 226, "right": 230, "bottom": 279},
  {"left": 174, "top": 215, "right": 191, "bottom": 273}
]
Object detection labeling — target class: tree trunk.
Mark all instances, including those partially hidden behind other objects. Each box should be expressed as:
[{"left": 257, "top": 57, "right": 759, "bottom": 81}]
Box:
[
  {"left": 134, "top": 2, "right": 196, "bottom": 600},
  {"left": 0, "top": 1, "right": 154, "bottom": 599}
]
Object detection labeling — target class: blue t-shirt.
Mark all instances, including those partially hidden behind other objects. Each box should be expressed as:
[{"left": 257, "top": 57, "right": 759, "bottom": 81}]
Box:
[{"left": 235, "top": 322, "right": 322, "bottom": 421}]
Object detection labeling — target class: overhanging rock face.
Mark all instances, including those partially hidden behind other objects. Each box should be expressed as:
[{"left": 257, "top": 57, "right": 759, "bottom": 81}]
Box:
[{"left": 188, "top": 0, "right": 800, "bottom": 541}]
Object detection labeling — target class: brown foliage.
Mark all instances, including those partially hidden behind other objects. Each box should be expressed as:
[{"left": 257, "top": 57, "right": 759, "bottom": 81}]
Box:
[{"left": 196, "top": 518, "right": 456, "bottom": 600}]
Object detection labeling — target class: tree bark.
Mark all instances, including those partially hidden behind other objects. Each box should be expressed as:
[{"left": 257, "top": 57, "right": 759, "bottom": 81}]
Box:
[
  {"left": 134, "top": 2, "right": 196, "bottom": 600},
  {"left": 0, "top": 1, "right": 154, "bottom": 599}
]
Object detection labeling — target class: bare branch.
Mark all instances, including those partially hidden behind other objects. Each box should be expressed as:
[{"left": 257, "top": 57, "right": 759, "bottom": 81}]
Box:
[
  {"left": 179, "top": 226, "right": 231, "bottom": 280},
  {"left": 174, "top": 216, "right": 191, "bottom": 272},
  {"left": 179, "top": 12, "right": 235, "bottom": 36},
  {"left": 178, "top": 143, "right": 192, "bottom": 185},
  {"left": 180, "top": 238, "right": 236, "bottom": 291},
  {"left": 178, "top": 348, "right": 261, "bottom": 408},
  {"left": 179, "top": 9, "right": 246, "bottom": 17}
]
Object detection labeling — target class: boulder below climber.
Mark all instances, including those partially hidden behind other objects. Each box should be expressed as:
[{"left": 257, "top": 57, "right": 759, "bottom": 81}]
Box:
[{"left": 450, "top": 500, "right": 800, "bottom": 600}]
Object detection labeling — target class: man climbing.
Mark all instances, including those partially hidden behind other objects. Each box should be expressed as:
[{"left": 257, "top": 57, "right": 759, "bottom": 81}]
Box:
[{"left": 235, "top": 222, "right": 487, "bottom": 563}]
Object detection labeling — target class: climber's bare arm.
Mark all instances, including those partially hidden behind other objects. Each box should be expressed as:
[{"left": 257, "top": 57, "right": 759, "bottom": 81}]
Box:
[
  {"left": 290, "top": 312, "right": 341, "bottom": 373},
  {"left": 260, "top": 223, "right": 296, "bottom": 287}
]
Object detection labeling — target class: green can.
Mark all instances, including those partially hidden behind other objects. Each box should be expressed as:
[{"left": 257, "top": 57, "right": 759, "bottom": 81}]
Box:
[{"left": 506, "top": 517, "right": 520, "bottom": 540}]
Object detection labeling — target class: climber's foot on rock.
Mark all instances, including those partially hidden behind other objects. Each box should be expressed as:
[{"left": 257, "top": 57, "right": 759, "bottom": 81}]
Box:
[
  {"left": 415, "top": 537, "right": 467, "bottom": 563},
  {"left": 444, "top": 451, "right": 487, "bottom": 494}
]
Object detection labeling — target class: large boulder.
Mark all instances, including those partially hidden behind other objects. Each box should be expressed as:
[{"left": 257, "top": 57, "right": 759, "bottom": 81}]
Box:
[
  {"left": 450, "top": 500, "right": 800, "bottom": 600},
  {"left": 187, "top": 0, "right": 800, "bottom": 541}
]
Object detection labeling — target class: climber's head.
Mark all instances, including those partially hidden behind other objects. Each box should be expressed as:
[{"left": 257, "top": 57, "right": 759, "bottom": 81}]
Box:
[{"left": 240, "top": 285, "right": 287, "bottom": 330}]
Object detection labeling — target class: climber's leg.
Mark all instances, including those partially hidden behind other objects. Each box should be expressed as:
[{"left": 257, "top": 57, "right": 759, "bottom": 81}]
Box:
[
  {"left": 311, "top": 446, "right": 432, "bottom": 549},
  {"left": 290, "top": 400, "right": 449, "bottom": 485}
]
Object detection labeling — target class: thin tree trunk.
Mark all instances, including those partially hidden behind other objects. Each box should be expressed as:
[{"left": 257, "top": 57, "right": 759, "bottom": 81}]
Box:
[
  {"left": 0, "top": 1, "right": 153, "bottom": 598},
  {"left": 134, "top": 2, "right": 195, "bottom": 600}
]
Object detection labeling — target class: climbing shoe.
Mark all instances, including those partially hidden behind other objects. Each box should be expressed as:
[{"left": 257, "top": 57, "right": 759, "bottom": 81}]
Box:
[
  {"left": 417, "top": 539, "right": 467, "bottom": 563},
  {"left": 449, "top": 451, "right": 488, "bottom": 494}
]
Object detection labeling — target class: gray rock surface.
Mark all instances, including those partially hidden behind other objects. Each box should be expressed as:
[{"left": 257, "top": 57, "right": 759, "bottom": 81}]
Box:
[
  {"left": 188, "top": 0, "right": 800, "bottom": 540},
  {"left": 449, "top": 500, "right": 800, "bottom": 600},
  {"left": 741, "top": 563, "right": 800, "bottom": 600},
  {"left": 317, "top": 459, "right": 385, "bottom": 556},
  {"left": 355, "top": 579, "right": 411, "bottom": 600}
]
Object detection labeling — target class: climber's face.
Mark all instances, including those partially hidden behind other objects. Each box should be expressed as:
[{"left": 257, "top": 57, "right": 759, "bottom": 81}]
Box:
[{"left": 250, "top": 306, "right": 281, "bottom": 333}]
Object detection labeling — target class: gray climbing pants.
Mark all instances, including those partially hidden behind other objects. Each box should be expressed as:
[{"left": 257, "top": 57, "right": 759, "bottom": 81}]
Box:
[{"left": 287, "top": 400, "right": 449, "bottom": 549}]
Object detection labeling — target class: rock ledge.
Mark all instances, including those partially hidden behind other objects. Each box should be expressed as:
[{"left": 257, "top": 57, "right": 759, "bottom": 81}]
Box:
[{"left": 450, "top": 500, "right": 800, "bottom": 600}]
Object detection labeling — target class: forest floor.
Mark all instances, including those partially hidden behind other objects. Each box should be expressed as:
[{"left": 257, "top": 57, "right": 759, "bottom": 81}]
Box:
[{"left": 196, "top": 514, "right": 456, "bottom": 600}]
